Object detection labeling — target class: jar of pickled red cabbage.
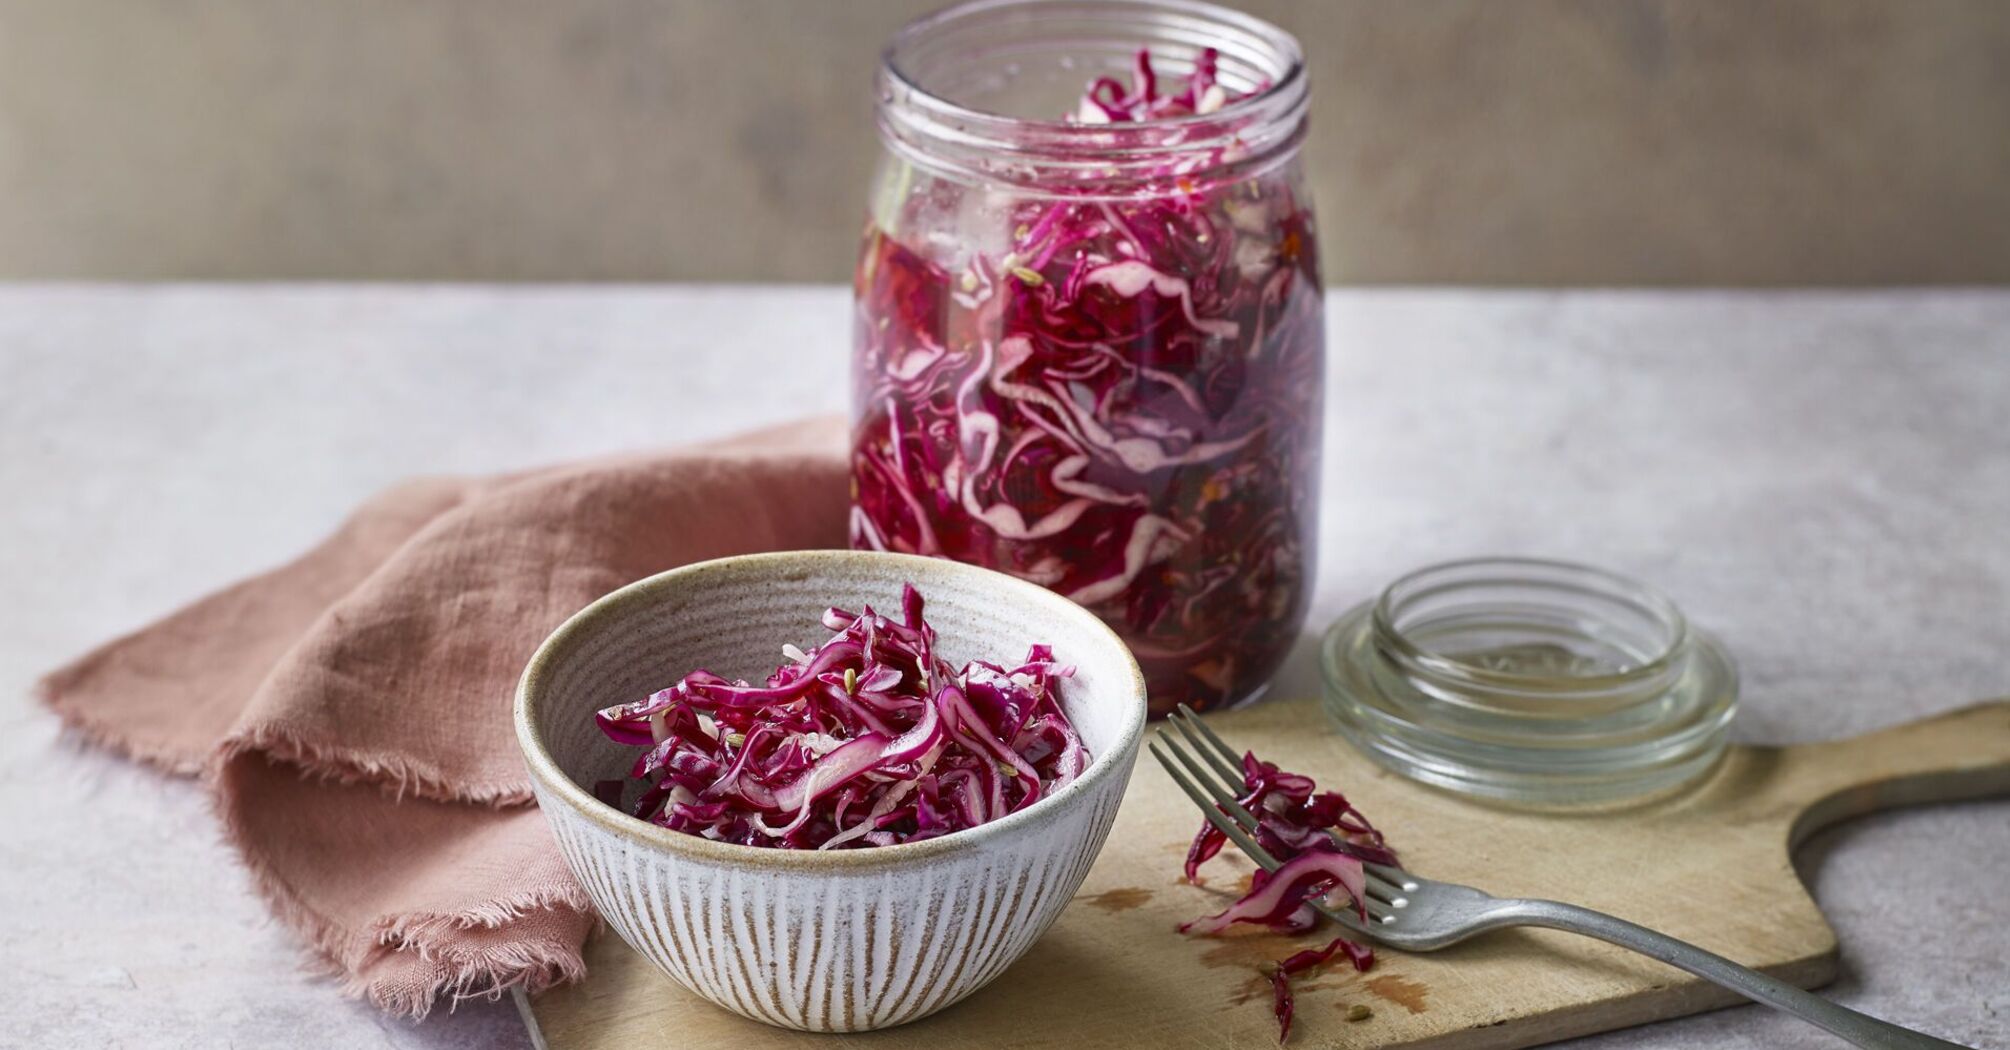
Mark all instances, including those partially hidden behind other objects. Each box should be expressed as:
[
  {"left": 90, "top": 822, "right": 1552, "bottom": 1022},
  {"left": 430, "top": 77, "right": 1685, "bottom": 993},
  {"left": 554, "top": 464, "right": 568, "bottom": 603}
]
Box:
[{"left": 851, "top": 0, "right": 1323, "bottom": 715}]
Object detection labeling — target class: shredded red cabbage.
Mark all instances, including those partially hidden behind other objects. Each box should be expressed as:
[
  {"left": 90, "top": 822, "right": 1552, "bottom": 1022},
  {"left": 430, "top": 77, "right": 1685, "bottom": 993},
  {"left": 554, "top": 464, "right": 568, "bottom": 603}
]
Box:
[
  {"left": 1181, "top": 752, "right": 1393, "bottom": 1043},
  {"left": 851, "top": 47, "right": 1324, "bottom": 715},
  {"left": 1074, "top": 44, "right": 1235, "bottom": 122},
  {"left": 591, "top": 584, "right": 1089, "bottom": 849}
]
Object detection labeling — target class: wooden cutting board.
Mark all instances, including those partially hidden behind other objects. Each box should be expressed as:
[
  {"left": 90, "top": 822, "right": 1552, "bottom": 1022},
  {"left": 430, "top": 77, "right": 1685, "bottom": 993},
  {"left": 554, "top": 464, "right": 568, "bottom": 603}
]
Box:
[{"left": 521, "top": 696, "right": 2010, "bottom": 1050}]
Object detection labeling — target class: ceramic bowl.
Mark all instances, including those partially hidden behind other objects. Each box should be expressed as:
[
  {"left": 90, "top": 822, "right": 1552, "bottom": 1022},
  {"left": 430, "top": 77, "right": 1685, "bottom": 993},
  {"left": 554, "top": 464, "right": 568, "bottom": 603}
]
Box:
[{"left": 515, "top": 550, "right": 1146, "bottom": 1032}]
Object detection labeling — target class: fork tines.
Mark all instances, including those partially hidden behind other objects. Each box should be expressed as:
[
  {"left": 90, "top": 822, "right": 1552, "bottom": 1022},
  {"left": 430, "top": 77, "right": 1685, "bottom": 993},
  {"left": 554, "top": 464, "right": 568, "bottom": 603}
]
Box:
[{"left": 1148, "top": 705, "right": 1382, "bottom": 933}]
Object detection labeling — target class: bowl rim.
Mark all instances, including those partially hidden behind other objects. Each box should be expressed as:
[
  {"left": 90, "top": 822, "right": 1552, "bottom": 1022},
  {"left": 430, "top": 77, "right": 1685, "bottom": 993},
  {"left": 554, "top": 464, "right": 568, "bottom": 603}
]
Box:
[{"left": 515, "top": 549, "right": 1148, "bottom": 871}]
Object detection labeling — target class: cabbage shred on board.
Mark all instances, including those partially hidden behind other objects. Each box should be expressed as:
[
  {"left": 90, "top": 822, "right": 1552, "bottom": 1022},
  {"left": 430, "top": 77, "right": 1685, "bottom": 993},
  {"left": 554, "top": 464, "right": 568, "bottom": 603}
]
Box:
[
  {"left": 1181, "top": 751, "right": 1394, "bottom": 1043},
  {"left": 592, "top": 584, "right": 1090, "bottom": 850},
  {"left": 851, "top": 47, "right": 1325, "bottom": 715}
]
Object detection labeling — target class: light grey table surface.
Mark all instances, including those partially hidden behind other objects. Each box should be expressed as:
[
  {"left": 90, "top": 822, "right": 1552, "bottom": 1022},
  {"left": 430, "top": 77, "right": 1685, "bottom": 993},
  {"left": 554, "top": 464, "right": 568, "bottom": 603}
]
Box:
[{"left": 3, "top": 285, "right": 2004, "bottom": 1050}]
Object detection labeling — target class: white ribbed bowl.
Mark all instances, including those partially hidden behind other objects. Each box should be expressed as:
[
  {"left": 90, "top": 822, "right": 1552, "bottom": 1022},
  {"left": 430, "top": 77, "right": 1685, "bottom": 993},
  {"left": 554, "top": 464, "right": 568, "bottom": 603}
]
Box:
[{"left": 515, "top": 551, "right": 1146, "bottom": 1032}]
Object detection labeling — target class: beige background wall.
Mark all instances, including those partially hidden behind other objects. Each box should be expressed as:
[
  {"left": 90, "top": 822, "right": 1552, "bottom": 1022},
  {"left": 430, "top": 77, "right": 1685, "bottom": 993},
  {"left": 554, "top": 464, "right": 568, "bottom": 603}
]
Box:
[{"left": 0, "top": 0, "right": 2005, "bottom": 285}]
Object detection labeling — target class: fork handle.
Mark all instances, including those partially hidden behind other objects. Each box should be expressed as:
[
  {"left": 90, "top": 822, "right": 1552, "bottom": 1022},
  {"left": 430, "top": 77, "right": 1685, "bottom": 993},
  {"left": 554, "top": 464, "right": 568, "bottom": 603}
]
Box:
[{"left": 1495, "top": 899, "right": 1974, "bottom": 1049}]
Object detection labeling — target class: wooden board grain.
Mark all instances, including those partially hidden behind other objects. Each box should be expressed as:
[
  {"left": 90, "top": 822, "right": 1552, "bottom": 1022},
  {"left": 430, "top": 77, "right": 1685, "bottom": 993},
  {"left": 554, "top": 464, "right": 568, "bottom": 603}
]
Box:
[{"left": 524, "top": 697, "right": 2010, "bottom": 1050}]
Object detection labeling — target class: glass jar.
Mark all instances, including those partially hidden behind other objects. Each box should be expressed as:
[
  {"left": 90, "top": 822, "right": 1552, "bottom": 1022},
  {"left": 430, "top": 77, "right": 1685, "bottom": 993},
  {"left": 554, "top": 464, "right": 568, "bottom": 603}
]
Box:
[{"left": 851, "top": 0, "right": 1323, "bottom": 716}]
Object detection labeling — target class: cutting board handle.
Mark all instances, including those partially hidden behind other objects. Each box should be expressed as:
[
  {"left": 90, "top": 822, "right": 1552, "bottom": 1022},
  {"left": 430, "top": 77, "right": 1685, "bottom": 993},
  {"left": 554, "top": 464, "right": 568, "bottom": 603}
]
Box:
[{"left": 1778, "top": 699, "right": 2010, "bottom": 848}]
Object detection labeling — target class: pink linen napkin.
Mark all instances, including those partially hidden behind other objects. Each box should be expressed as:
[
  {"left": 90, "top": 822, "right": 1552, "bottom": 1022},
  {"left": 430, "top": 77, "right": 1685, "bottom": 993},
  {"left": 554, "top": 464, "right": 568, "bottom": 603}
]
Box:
[{"left": 39, "top": 419, "right": 849, "bottom": 1015}]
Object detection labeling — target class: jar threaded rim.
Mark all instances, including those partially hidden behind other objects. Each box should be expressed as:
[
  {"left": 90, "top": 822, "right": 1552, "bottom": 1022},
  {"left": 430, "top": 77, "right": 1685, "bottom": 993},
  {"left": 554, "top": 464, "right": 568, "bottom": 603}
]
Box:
[{"left": 878, "top": 0, "right": 1308, "bottom": 190}]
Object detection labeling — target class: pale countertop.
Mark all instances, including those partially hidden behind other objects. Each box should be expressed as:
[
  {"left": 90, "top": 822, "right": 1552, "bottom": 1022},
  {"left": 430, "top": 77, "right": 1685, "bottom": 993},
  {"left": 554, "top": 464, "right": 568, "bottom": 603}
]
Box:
[{"left": 3, "top": 284, "right": 2005, "bottom": 1050}]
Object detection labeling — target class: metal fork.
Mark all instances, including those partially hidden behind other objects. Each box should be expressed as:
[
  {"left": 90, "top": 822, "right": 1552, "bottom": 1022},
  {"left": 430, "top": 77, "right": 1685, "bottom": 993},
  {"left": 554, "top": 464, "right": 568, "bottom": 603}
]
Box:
[{"left": 1151, "top": 706, "right": 1973, "bottom": 1050}]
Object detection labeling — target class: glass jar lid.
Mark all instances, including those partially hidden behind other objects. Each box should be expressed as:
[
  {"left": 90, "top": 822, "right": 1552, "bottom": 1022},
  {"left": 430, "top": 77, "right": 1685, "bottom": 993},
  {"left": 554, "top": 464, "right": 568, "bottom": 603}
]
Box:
[{"left": 1320, "top": 557, "right": 1738, "bottom": 809}]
